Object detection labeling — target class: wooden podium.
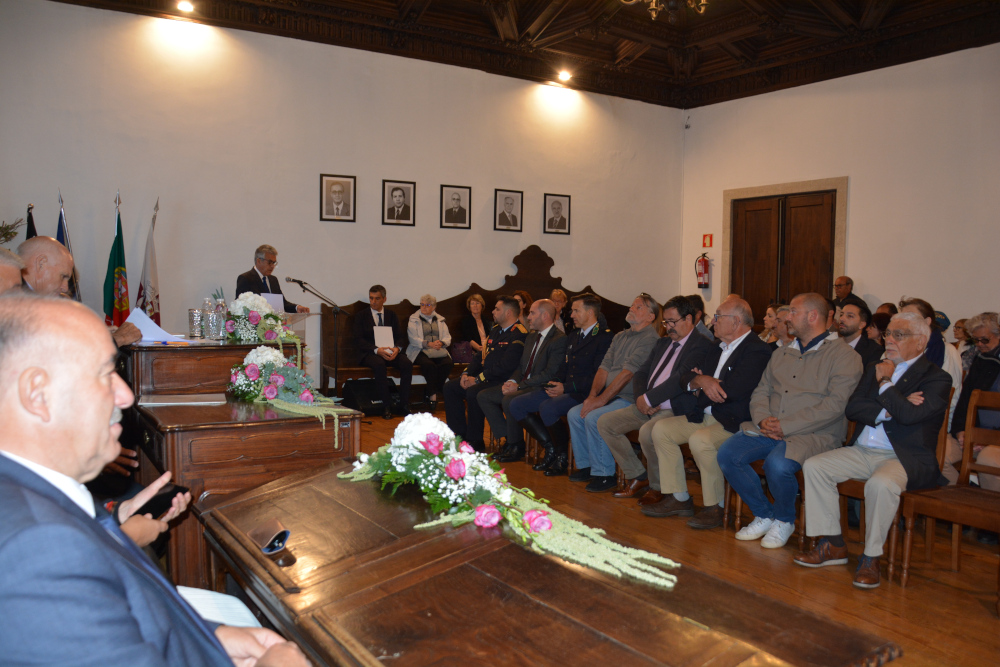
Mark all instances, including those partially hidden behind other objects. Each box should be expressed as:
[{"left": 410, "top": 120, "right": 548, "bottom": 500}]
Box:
[{"left": 199, "top": 460, "right": 901, "bottom": 667}]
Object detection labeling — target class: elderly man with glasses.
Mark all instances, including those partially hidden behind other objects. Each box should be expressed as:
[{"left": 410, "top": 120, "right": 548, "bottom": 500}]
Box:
[
  {"left": 795, "top": 312, "right": 952, "bottom": 588},
  {"left": 235, "top": 244, "right": 309, "bottom": 313}
]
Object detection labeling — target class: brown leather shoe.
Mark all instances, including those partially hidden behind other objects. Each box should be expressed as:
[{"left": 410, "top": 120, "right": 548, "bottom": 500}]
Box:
[
  {"left": 793, "top": 538, "right": 849, "bottom": 568},
  {"left": 853, "top": 556, "right": 881, "bottom": 589},
  {"left": 686, "top": 505, "right": 724, "bottom": 530},
  {"left": 640, "top": 495, "right": 694, "bottom": 518},
  {"left": 612, "top": 478, "right": 649, "bottom": 499},
  {"left": 637, "top": 489, "right": 664, "bottom": 506}
]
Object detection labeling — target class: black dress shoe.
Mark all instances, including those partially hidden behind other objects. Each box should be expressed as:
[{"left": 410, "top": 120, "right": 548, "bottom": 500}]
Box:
[
  {"left": 532, "top": 445, "right": 556, "bottom": 471},
  {"left": 382, "top": 407, "right": 393, "bottom": 420},
  {"left": 497, "top": 442, "right": 525, "bottom": 463},
  {"left": 585, "top": 476, "right": 618, "bottom": 493},
  {"left": 544, "top": 453, "right": 568, "bottom": 476},
  {"left": 567, "top": 467, "right": 592, "bottom": 482}
]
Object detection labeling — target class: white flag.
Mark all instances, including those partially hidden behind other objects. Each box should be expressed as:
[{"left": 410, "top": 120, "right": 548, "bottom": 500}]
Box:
[{"left": 136, "top": 199, "right": 160, "bottom": 325}]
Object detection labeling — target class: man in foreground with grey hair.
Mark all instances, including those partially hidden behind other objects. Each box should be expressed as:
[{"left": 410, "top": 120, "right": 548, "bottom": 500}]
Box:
[
  {"left": 795, "top": 311, "right": 952, "bottom": 589},
  {"left": 0, "top": 248, "right": 25, "bottom": 294}
]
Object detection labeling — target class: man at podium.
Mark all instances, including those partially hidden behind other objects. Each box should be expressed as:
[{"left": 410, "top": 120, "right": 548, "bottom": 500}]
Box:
[{"left": 235, "top": 244, "right": 310, "bottom": 313}]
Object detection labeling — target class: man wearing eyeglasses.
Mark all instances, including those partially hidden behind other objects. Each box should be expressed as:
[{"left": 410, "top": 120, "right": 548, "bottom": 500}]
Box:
[
  {"left": 235, "top": 244, "right": 309, "bottom": 314},
  {"left": 832, "top": 275, "right": 865, "bottom": 310},
  {"left": 795, "top": 312, "right": 951, "bottom": 588},
  {"left": 943, "top": 311, "right": 1000, "bottom": 490},
  {"left": 594, "top": 295, "right": 715, "bottom": 496}
]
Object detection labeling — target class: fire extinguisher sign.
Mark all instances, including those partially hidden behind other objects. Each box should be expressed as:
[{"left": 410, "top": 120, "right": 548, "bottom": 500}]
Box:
[{"left": 702, "top": 234, "right": 713, "bottom": 248}]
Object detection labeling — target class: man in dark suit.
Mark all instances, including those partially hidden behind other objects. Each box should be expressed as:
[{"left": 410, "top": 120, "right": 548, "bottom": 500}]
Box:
[
  {"left": 478, "top": 299, "right": 567, "bottom": 463},
  {"left": 833, "top": 275, "right": 866, "bottom": 310},
  {"left": 234, "top": 244, "right": 309, "bottom": 314},
  {"left": 0, "top": 295, "right": 306, "bottom": 666},
  {"left": 507, "top": 293, "right": 613, "bottom": 475},
  {"left": 640, "top": 297, "right": 772, "bottom": 528},
  {"left": 444, "top": 192, "right": 467, "bottom": 226},
  {"left": 497, "top": 196, "right": 518, "bottom": 228},
  {"left": 796, "top": 311, "right": 951, "bottom": 589},
  {"left": 327, "top": 181, "right": 351, "bottom": 218},
  {"left": 595, "top": 295, "right": 716, "bottom": 495},
  {"left": 839, "top": 301, "right": 883, "bottom": 369},
  {"left": 444, "top": 295, "right": 527, "bottom": 452},
  {"left": 353, "top": 284, "right": 413, "bottom": 420},
  {"left": 386, "top": 187, "right": 411, "bottom": 221},
  {"left": 546, "top": 200, "right": 567, "bottom": 231}
]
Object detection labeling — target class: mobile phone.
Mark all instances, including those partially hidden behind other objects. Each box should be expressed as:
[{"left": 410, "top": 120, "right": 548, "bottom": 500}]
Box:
[{"left": 135, "top": 483, "right": 190, "bottom": 518}]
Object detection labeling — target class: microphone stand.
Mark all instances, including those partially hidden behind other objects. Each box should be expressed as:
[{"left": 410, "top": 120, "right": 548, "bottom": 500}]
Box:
[{"left": 288, "top": 279, "right": 343, "bottom": 396}]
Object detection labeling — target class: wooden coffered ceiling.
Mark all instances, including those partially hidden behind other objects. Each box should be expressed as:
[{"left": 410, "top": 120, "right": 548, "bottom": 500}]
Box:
[{"left": 55, "top": 0, "right": 1000, "bottom": 108}]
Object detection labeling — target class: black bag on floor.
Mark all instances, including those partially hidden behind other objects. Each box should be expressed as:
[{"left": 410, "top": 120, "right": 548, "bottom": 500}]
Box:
[{"left": 342, "top": 379, "right": 391, "bottom": 416}]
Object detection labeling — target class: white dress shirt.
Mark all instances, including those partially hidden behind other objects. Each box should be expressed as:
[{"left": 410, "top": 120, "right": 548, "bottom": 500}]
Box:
[{"left": 702, "top": 329, "right": 753, "bottom": 416}]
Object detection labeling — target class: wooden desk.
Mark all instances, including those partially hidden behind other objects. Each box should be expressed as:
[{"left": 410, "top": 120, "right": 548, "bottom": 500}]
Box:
[
  {"left": 136, "top": 400, "right": 360, "bottom": 588},
  {"left": 199, "top": 461, "right": 900, "bottom": 667}
]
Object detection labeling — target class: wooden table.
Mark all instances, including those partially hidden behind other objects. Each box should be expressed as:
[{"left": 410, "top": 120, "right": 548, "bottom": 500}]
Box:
[
  {"left": 136, "top": 400, "right": 360, "bottom": 588},
  {"left": 198, "top": 460, "right": 901, "bottom": 667}
]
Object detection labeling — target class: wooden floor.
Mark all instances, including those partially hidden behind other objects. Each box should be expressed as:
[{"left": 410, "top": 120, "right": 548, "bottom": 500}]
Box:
[{"left": 360, "top": 411, "right": 999, "bottom": 666}]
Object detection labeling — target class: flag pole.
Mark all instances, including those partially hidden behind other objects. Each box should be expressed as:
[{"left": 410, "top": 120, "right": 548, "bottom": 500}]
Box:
[{"left": 56, "top": 189, "right": 82, "bottom": 301}]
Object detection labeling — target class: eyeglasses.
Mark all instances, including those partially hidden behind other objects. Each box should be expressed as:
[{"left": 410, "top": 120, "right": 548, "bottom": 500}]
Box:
[
  {"left": 259, "top": 258, "right": 277, "bottom": 266},
  {"left": 885, "top": 330, "right": 920, "bottom": 341},
  {"left": 712, "top": 313, "right": 738, "bottom": 321},
  {"left": 834, "top": 283, "right": 850, "bottom": 288},
  {"left": 663, "top": 318, "right": 681, "bottom": 327},
  {"left": 970, "top": 336, "right": 995, "bottom": 345},
  {"left": 419, "top": 303, "right": 434, "bottom": 308}
]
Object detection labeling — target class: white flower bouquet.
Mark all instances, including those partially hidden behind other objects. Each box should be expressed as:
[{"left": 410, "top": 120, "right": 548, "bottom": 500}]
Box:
[
  {"left": 226, "top": 292, "right": 299, "bottom": 346},
  {"left": 227, "top": 345, "right": 316, "bottom": 404}
]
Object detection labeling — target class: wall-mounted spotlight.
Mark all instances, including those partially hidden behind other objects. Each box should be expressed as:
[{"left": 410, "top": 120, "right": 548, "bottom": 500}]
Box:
[{"left": 177, "top": 1, "right": 194, "bottom": 12}]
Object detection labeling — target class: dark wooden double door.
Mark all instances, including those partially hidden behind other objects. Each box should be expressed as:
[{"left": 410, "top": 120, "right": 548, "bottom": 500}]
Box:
[{"left": 731, "top": 191, "right": 835, "bottom": 328}]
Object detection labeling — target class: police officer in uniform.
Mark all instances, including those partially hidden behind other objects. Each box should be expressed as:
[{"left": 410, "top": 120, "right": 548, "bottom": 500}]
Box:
[
  {"left": 443, "top": 295, "right": 527, "bottom": 452},
  {"left": 507, "top": 293, "right": 614, "bottom": 475}
]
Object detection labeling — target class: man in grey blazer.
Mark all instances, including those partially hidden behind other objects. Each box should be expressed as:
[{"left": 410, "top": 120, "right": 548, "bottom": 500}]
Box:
[
  {"left": 479, "top": 299, "right": 567, "bottom": 463},
  {"left": 0, "top": 294, "right": 306, "bottom": 667}
]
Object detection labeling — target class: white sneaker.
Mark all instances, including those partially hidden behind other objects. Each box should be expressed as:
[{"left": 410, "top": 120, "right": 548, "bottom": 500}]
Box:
[
  {"left": 734, "top": 516, "right": 774, "bottom": 541},
  {"left": 760, "top": 520, "right": 796, "bottom": 549}
]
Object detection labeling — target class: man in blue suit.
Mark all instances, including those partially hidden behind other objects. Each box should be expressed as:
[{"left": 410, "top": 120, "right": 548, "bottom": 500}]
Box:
[{"left": 0, "top": 294, "right": 307, "bottom": 666}]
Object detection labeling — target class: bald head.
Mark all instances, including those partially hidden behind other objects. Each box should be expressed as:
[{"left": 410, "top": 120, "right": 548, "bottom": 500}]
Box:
[
  {"left": 0, "top": 248, "right": 25, "bottom": 295},
  {"left": 787, "top": 292, "right": 832, "bottom": 342},
  {"left": 17, "top": 236, "right": 74, "bottom": 297},
  {"left": 527, "top": 299, "right": 557, "bottom": 332}
]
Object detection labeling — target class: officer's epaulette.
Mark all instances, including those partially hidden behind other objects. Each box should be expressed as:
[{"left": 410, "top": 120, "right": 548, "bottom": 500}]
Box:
[
  {"left": 512, "top": 323, "right": 528, "bottom": 334},
  {"left": 597, "top": 326, "right": 611, "bottom": 336}
]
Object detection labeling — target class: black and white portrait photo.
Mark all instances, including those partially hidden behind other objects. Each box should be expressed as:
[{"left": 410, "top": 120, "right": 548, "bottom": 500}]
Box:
[
  {"left": 543, "top": 193, "right": 570, "bottom": 235},
  {"left": 441, "top": 185, "right": 471, "bottom": 229},
  {"left": 320, "top": 174, "right": 356, "bottom": 222},
  {"left": 494, "top": 189, "right": 523, "bottom": 232},
  {"left": 383, "top": 180, "right": 416, "bottom": 226}
]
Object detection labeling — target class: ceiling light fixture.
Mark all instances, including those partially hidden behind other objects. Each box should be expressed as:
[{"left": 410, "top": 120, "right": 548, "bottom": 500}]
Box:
[
  {"left": 177, "top": 1, "right": 194, "bottom": 12},
  {"left": 558, "top": 71, "right": 572, "bottom": 82},
  {"left": 620, "top": 0, "right": 708, "bottom": 24}
]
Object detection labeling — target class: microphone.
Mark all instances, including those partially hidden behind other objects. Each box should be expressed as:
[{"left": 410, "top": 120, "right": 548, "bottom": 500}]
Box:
[{"left": 285, "top": 276, "right": 306, "bottom": 285}]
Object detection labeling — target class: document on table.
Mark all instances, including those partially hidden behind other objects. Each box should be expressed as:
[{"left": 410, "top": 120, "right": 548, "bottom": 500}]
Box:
[
  {"left": 374, "top": 326, "right": 395, "bottom": 349},
  {"left": 124, "top": 308, "right": 187, "bottom": 343}
]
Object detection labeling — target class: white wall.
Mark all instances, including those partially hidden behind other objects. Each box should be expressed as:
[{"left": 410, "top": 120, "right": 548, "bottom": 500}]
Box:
[
  {"left": 682, "top": 41, "right": 1000, "bottom": 324},
  {"left": 0, "top": 0, "right": 685, "bottom": 376}
]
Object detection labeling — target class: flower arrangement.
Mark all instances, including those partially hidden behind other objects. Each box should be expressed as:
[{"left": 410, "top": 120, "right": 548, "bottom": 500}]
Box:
[
  {"left": 339, "top": 414, "right": 680, "bottom": 590},
  {"left": 228, "top": 346, "right": 315, "bottom": 404},
  {"left": 226, "top": 292, "right": 300, "bottom": 348}
]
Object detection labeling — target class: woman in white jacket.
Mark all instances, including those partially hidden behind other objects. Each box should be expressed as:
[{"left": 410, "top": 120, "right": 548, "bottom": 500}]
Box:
[{"left": 406, "top": 294, "right": 453, "bottom": 411}]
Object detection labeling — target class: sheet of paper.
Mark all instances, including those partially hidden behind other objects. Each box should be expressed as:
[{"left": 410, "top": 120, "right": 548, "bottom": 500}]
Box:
[
  {"left": 138, "top": 393, "right": 228, "bottom": 406},
  {"left": 124, "top": 308, "right": 187, "bottom": 342},
  {"left": 177, "top": 586, "right": 262, "bottom": 628},
  {"left": 374, "top": 325, "right": 395, "bottom": 349},
  {"left": 262, "top": 293, "right": 285, "bottom": 312}
]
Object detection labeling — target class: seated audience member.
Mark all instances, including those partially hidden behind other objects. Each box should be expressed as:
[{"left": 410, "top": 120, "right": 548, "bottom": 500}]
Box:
[
  {"left": 759, "top": 304, "right": 780, "bottom": 345},
  {"left": 459, "top": 293, "right": 491, "bottom": 360},
  {"left": 353, "top": 284, "right": 413, "bottom": 420},
  {"left": 406, "top": 294, "right": 453, "bottom": 411},
  {"left": 444, "top": 296, "right": 526, "bottom": 452},
  {"left": 640, "top": 298, "right": 772, "bottom": 527},
  {"left": 0, "top": 248, "right": 25, "bottom": 294},
  {"left": 686, "top": 294, "right": 716, "bottom": 342},
  {"left": 771, "top": 305, "right": 795, "bottom": 349},
  {"left": 506, "top": 294, "right": 614, "bottom": 475},
  {"left": 717, "top": 292, "right": 863, "bottom": 549},
  {"left": 234, "top": 244, "right": 309, "bottom": 313},
  {"left": 833, "top": 275, "right": 866, "bottom": 310},
  {"left": 550, "top": 289, "right": 568, "bottom": 333},
  {"left": 838, "top": 301, "right": 883, "bottom": 368},
  {"left": 953, "top": 318, "right": 977, "bottom": 373},
  {"left": 0, "top": 294, "right": 307, "bottom": 667},
  {"left": 943, "top": 312, "right": 1000, "bottom": 488},
  {"left": 866, "top": 312, "right": 891, "bottom": 347},
  {"left": 899, "top": 297, "right": 962, "bottom": 411},
  {"left": 876, "top": 303, "right": 898, "bottom": 316},
  {"left": 825, "top": 298, "right": 840, "bottom": 336},
  {"left": 513, "top": 290, "right": 532, "bottom": 329},
  {"left": 478, "top": 300, "right": 566, "bottom": 463},
  {"left": 596, "top": 296, "right": 715, "bottom": 496},
  {"left": 567, "top": 294, "right": 661, "bottom": 490},
  {"left": 796, "top": 312, "right": 951, "bottom": 588}
]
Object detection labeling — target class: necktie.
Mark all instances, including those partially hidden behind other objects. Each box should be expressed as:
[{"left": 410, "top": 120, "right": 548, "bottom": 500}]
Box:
[
  {"left": 523, "top": 334, "right": 543, "bottom": 378},
  {"left": 377, "top": 312, "right": 383, "bottom": 326},
  {"left": 648, "top": 341, "right": 679, "bottom": 390},
  {"left": 261, "top": 275, "right": 269, "bottom": 293},
  {"left": 95, "top": 510, "right": 225, "bottom": 652}
]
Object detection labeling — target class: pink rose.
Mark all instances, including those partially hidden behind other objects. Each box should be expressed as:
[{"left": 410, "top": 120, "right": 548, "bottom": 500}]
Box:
[
  {"left": 225, "top": 320, "right": 235, "bottom": 333},
  {"left": 264, "top": 329, "right": 277, "bottom": 340},
  {"left": 523, "top": 509, "right": 552, "bottom": 534},
  {"left": 286, "top": 361, "right": 297, "bottom": 368},
  {"left": 421, "top": 433, "right": 444, "bottom": 455},
  {"left": 269, "top": 373, "right": 285, "bottom": 387},
  {"left": 245, "top": 363, "right": 260, "bottom": 381},
  {"left": 248, "top": 310, "right": 261, "bottom": 325},
  {"left": 459, "top": 441, "right": 474, "bottom": 454},
  {"left": 474, "top": 504, "right": 502, "bottom": 528},
  {"left": 230, "top": 373, "right": 238, "bottom": 383},
  {"left": 299, "top": 389, "right": 314, "bottom": 403},
  {"left": 263, "top": 384, "right": 278, "bottom": 400},
  {"left": 444, "top": 458, "right": 466, "bottom": 480}
]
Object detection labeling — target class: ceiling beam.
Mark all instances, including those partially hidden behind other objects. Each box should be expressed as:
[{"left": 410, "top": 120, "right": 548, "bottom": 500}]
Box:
[
  {"left": 484, "top": 0, "right": 519, "bottom": 42},
  {"left": 521, "top": 0, "right": 571, "bottom": 42},
  {"left": 531, "top": 14, "right": 595, "bottom": 49},
  {"left": 717, "top": 40, "right": 754, "bottom": 64},
  {"left": 736, "top": 0, "right": 783, "bottom": 22},
  {"left": 807, "top": 0, "right": 858, "bottom": 33},
  {"left": 396, "top": 0, "right": 433, "bottom": 23},
  {"left": 859, "top": 0, "right": 894, "bottom": 31},
  {"left": 614, "top": 38, "right": 651, "bottom": 67}
]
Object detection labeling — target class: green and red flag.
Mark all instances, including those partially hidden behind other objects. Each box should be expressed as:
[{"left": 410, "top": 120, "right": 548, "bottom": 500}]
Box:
[{"left": 103, "top": 191, "right": 130, "bottom": 326}]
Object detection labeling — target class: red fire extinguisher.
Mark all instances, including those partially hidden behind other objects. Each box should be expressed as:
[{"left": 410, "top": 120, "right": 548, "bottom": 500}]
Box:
[{"left": 695, "top": 253, "right": 710, "bottom": 289}]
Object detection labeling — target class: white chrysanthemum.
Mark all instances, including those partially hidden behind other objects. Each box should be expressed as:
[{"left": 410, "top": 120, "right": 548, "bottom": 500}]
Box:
[
  {"left": 389, "top": 414, "right": 455, "bottom": 464},
  {"left": 243, "top": 346, "right": 287, "bottom": 368},
  {"left": 230, "top": 292, "right": 275, "bottom": 317}
]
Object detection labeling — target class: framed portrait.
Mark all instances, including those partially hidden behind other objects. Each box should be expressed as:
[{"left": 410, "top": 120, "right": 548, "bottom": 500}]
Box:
[
  {"left": 320, "top": 174, "right": 356, "bottom": 222},
  {"left": 543, "top": 193, "right": 571, "bottom": 235},
  {"left": 494, "top": 189, "right": 523, "bottom": 232},
  {"left": 440, "top": 185, "right": 472, "bottom": 229},
  {"left": 383, "top": 180, "right": 416, "bottom": 226}
]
